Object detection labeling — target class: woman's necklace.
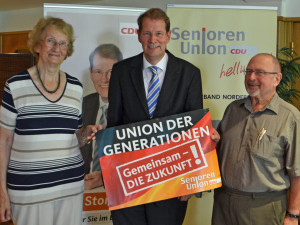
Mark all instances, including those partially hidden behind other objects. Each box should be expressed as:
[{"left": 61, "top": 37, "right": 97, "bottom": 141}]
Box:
[{"left": 36, "top": 65, "right": 60, "bottom": 94}]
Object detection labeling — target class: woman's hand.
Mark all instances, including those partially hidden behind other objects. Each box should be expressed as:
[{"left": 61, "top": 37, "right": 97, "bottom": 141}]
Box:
[
  {"left": 77, "top": 124, "right": 102, "bottom": 147},
  {"left": 0, "top": 189, "right": 11, "bottom": 222}
]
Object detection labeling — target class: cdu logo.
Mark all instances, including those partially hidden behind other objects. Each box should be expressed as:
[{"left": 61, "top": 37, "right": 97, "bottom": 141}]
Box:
[{"left": 120, "top": 23, "right": 138, "bottom": 35}]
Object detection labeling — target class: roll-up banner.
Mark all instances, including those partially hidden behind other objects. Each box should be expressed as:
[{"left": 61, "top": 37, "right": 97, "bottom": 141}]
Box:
[
  {"left": 44, "top": 4, "right": 145, "bottom": 96},
  {"left": 166, "top": 5, "right": 277, "bottom": 225},
  {"left": 167, "top": 5, "right": 278, "bottom": 121},
  {"left": 44, "top": 4, "right": 146, "bottom": 224},
  {"left": 44, "top": 4, "right": 278, "bottom": 225}
]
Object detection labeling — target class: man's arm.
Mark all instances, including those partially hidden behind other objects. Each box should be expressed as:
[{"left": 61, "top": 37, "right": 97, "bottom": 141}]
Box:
[
  {"left": 284, "top": 176, "right": 300, "bottom": 224},
  {"left": 185, "top": 66, "right": 203, "bottom": 111}
]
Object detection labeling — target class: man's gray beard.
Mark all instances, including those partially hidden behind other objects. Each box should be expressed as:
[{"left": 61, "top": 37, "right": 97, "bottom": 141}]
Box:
[{"left": 246, "top": 87, "right": 260, "bottom": 97}]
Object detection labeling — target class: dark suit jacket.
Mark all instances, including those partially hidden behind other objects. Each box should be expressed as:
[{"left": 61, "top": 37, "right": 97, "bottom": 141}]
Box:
[
  {"left": 107, "top": 50, "right": 203, "bottom": 127},
  {"left": 80, "top": 93, "right": 99, "bottom": 174},
  {"left": 107, "top": 50, "right": 203, "bottom": 224}
]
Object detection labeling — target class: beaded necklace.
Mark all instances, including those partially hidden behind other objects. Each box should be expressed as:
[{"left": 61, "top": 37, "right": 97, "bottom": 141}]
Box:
[{"left": 36, "top": 65, "right": 60, "bottom": 94}]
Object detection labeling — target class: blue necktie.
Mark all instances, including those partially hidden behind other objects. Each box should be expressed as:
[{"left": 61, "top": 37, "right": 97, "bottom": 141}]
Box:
[{"left": 147, "top": 66, "right": 160, "bottom": 118}]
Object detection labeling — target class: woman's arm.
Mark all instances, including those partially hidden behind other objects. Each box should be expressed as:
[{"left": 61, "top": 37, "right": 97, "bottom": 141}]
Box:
[{"left": 0, "top": 126, "right": 14, "bottom": 222}]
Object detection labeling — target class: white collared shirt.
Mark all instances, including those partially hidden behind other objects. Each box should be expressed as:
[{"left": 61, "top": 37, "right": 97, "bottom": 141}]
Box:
[{"left": 143, "top": 53, "right": 168, "bottom": 96}]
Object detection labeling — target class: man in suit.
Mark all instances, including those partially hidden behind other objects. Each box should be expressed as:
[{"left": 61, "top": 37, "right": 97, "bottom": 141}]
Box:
[
  {"left": 107, "top": 8, "right": 203, "bottom": 225},
  {"left": 80, "top": 44, "right": 123, "bottom": 190}
]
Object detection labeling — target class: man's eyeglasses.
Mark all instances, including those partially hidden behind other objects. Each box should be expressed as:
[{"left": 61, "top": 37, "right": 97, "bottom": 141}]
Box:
[
  {"left": 42, "top": 38, "right": 69, "bottom": 50},
  {"left": 92, "top": 70, "right": 112, "bottom": 78},
  {"left": 243, "top": 69, "right": 278, "bottom": 77}
]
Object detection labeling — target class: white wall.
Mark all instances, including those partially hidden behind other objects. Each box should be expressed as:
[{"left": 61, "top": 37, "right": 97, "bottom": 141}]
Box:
[
  {"left": 86, "top": 0, "right": 282, "bottom": 11},
  {"left": 0, "top": 8, "right": 42, "bottom": 32},
  {"left": 0, "top": 0, "right": 284, "bottom": 33},
  {"left": 281, "top": 0, "right": 300, "bottom": 17}
]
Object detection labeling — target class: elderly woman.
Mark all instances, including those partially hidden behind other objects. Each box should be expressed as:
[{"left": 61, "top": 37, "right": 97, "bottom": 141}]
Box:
[{"left": 0, "top": 17, "right": 100, "bottom": 225}]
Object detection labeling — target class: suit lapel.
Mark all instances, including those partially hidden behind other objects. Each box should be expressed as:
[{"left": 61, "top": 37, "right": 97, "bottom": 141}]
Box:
[
  {"left": 154, "top": 52, "right": 179, "bottom": 116},
  {"left": 129, "top": 54, "right": 149, "bottom": 117}
]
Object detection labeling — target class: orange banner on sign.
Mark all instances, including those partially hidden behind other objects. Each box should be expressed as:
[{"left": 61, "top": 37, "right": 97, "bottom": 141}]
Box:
[
  {"left": 100, "top": 109, "right": 222, "bottom": 210},
  {"left": 83, "top": 192, "right": 109, "bottom": 211}
]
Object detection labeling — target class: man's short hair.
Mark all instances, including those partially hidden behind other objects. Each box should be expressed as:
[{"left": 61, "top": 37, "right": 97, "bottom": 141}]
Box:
[
  {"left": 137, "top": 8, "right": 170, "bottom": 32},
  {"left": 249, "top": 53, "right": 281, "bottom": 73},
  {"left": 89, "top": 44, "right": 123, "bottom": 70}
]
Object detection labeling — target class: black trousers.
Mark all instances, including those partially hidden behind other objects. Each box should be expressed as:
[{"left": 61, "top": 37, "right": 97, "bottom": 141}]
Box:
[{"left": 111, "top": 197, "right": 188, "bottom": 225}]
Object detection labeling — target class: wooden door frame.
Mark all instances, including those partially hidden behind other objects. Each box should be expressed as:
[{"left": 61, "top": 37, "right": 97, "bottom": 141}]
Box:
[{"left": 0, "top": 30, "right": 31, "bottom": 54}]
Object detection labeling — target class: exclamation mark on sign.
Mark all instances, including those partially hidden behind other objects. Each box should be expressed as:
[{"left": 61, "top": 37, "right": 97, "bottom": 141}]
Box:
[{"left": 190, "top": 145, "right": 201, "bottom": 165}]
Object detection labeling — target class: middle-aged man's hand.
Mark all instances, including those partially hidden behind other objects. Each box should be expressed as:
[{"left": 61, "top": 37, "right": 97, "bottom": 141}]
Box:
[
  {"left": 283, "top": 216, "right": 299, "bottom": 225},
  {"left": 178, "top": 194, "right": 193, "bottom": 201},
  {"left": 211, "top": 128, "right": 220, "bottom": 142}
]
